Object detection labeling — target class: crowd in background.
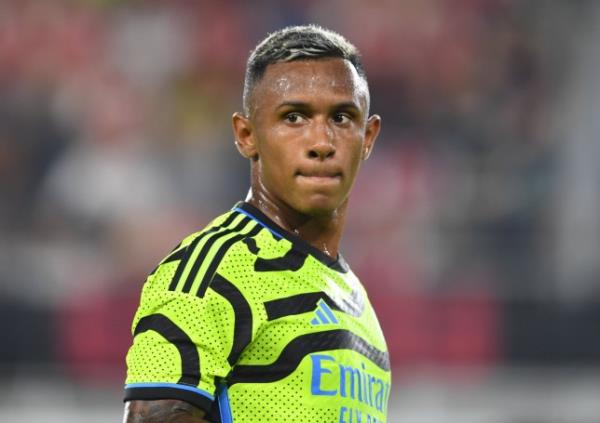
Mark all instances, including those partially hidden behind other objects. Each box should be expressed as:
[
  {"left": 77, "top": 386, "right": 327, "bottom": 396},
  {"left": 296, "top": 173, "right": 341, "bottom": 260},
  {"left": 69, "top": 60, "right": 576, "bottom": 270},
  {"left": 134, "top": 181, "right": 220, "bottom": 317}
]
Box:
[{"left": 0, "top": 0, "right": 598, "bottom": 390}]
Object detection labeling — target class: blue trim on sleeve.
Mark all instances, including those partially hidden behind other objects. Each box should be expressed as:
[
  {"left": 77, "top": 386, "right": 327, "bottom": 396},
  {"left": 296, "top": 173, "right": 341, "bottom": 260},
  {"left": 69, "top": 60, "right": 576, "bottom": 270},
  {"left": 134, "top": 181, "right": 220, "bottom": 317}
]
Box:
[
  {"left": 233, "top": 207, "right": 284, "bottom": 239},
  {"left": 125, "top": 383, "right": 214, "bottom": 401},
  {"left": 217, "top": 384, "right": 234, "bottom": 423}
]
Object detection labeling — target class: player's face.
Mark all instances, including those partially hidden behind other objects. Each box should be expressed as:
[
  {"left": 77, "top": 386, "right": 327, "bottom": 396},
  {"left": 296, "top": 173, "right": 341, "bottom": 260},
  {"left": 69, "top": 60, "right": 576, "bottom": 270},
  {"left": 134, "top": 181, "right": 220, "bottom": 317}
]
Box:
[{"left": 234, "top": 58, "right": 380, "bottom": 217}]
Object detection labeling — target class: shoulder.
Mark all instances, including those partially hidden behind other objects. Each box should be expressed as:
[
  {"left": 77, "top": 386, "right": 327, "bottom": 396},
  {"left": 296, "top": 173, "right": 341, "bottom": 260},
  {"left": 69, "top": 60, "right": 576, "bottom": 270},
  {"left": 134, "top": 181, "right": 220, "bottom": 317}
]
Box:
[
  {"left": 127, "top": 210, "right": 261, "bottom": 364},
  {"left": 144, "top": 208, "right": 265, "bottom": 296}
]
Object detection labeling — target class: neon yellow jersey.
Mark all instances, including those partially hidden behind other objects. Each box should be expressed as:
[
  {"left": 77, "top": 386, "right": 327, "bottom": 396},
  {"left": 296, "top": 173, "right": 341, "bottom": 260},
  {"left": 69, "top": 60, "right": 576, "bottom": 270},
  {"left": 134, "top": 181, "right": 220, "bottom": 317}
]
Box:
[{"left": 124, "top": 202, "right": 391, "bottom": 423}]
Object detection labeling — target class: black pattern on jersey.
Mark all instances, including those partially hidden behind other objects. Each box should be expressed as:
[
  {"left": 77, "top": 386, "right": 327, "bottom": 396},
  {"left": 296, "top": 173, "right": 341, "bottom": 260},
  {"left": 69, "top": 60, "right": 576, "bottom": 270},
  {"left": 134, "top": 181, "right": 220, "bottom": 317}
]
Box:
[
  {"left": 210, "top": 274, "right": 253, "bottom": 366},
  {"left": 162, "top": 246, "right": 186, "bottom": 265},
  {"left": 180, "top": 217, "right": 251, "bottom": 294},
  {"left": 228, "top": 329, "right": 390, "bottom": 385},
  {"left": 243, "top": 237, "right": 260, "bottom": 254},
  {"left": 167, "top": 212, "right": 262, "bottom": 296},
  {"left": 264, "top": 288, "right": 365, "bottom": 321},
  {"left": 236, "top": 201, "right": 349, "bottom": 273},
  {"left": 133, "top": 314, "right": 200, "bottom": 386},
  {"left": 196, "top": 223, "right": 262, "bottom": 298},
  {"left": 254, "top": 246, "right": 308, "bottom": 272},
  {"left": 147, "top": 243, "right": 185, "bottom": 277},
  {"left": 168, "top": 211, "right": 240, "bottom": 291}
]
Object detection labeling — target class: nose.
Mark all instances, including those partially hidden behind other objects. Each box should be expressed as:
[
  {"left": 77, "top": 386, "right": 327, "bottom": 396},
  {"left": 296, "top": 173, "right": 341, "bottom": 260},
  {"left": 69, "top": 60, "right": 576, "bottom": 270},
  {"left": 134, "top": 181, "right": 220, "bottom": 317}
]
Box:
[{"left": 307, "top": 121, "right": 335, "bottom": 160}]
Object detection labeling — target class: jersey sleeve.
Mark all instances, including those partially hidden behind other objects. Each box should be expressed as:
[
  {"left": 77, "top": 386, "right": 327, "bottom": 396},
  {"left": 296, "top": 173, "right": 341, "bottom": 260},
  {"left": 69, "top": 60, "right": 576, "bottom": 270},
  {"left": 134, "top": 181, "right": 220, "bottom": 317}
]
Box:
[{"left": 123, "top": 244, "right": 237, "bottom": 412}]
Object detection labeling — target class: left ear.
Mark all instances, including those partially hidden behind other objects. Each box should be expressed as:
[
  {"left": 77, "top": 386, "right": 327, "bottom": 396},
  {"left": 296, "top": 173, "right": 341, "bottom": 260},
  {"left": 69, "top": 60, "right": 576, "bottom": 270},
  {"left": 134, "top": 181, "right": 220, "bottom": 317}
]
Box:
[{"left": 362, "top": 114, "right": 381, "bottom": 160}]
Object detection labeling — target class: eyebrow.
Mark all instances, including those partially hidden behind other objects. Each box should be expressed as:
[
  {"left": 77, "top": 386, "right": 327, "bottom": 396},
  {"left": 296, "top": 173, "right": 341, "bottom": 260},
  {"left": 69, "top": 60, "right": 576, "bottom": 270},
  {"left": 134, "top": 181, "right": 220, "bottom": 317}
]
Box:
[
  {"left": 275, "top": 101, "right": 361, "bottom": 112},
  {"left": 275, "top": 101, "right": 311, "bottom": 111}
]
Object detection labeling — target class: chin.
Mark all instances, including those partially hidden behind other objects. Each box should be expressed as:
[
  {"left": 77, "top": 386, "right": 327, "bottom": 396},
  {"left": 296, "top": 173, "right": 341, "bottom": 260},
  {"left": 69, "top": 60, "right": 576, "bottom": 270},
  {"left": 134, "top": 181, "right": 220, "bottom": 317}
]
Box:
[{"left": 294, "top": 195, "right": 343, "bottom": 217}]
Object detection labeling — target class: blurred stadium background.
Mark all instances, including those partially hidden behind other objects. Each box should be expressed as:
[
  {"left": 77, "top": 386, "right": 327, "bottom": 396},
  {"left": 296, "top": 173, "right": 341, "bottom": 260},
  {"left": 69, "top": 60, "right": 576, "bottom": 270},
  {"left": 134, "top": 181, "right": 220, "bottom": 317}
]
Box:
[{"left": 1, "top": 0, "right": 600, "bottom": 421}]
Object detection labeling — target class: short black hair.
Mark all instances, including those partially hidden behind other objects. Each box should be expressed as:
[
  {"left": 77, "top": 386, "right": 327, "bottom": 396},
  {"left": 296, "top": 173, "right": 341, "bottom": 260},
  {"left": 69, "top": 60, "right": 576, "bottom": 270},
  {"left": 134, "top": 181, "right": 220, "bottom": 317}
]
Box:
[{"left": 243, "top": 25, "right": 367, "bottom": 115}]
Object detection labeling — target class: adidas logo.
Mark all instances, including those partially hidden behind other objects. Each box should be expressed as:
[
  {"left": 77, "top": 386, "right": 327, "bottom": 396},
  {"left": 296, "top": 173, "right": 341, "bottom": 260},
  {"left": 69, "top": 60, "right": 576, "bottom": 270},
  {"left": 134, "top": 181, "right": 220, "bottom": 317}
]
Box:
[{"left": 310, "top": 299, "right": 339, "bottom": 326}]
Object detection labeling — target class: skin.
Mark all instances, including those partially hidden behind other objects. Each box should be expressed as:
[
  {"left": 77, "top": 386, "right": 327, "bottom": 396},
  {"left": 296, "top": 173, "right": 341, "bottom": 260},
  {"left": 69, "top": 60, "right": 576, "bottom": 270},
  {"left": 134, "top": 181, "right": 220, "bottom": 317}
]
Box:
[
  {"left": 233, "top": 58, "right": 381, "bottom": 257},
  {"left": 123, "top": 399, "right": 208, "bottom": 422},
  {"left": 124, "top": 57, "right": 380, "bottom": 422}
]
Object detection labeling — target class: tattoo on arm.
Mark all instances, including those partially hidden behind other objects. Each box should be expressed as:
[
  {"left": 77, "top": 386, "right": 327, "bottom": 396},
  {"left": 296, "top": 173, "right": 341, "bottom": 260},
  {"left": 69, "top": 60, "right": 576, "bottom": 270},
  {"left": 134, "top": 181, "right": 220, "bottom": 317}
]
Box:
[{"left": 124, "top": 400, "right": 209, "bottom": 423}]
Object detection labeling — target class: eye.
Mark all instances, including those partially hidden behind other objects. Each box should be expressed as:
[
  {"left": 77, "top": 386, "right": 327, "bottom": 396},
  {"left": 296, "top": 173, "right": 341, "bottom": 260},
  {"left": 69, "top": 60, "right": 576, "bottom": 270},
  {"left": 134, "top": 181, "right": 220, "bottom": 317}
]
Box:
[
  {"left": 333, "top": 113, "right": 351, "bottom": 125},
  {"left": 284, "top": 112, "right": 306, "bottom": 124}
]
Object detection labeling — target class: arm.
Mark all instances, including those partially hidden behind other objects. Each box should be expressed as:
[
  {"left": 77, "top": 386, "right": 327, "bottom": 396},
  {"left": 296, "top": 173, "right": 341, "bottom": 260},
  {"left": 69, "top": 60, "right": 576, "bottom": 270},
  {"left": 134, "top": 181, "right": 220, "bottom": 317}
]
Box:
[{"left": 123, "top": 399, "right": 209, "bottom": 423}]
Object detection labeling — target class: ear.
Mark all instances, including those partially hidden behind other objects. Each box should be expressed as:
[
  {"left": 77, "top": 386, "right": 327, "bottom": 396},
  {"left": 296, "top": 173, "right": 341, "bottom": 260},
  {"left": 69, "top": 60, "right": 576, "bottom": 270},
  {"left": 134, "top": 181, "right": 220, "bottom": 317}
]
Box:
[
  {"left": 232, "top": 112, "right": 258, "bottom": 160},
  {"left": 362, "top": 114, "right": 381, "bottom": 160}
]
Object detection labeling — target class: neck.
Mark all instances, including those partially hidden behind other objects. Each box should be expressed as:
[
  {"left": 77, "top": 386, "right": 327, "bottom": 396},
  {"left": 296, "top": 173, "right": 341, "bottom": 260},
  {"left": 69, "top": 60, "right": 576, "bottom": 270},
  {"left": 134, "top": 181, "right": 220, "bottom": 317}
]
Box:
[{"left": 245, "top": 189, "right": 347, "bottom": 259}]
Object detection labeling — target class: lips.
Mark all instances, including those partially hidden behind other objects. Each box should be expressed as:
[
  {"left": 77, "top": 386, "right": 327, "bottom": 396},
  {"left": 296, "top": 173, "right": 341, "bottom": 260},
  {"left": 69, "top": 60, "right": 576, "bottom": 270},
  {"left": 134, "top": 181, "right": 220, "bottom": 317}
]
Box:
[
  {"left": 295, "top": 168, "right": 342, "bottom": 185},
  {"left": 296, "top": 167, "right": 342, "bottom": 178}
]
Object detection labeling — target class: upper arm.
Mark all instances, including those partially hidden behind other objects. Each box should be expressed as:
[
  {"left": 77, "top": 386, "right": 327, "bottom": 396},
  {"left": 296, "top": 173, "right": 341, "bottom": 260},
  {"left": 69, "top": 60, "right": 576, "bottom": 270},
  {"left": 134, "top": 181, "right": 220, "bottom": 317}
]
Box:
[
  {"left": 124, "top": 212, "right": 258, "bottom": 418},
  {"left": 123, "top": 258, "right": 238, "bottom": 412},
  {"left": 124, "top": 399, "right": 208, "bottom": 423}
]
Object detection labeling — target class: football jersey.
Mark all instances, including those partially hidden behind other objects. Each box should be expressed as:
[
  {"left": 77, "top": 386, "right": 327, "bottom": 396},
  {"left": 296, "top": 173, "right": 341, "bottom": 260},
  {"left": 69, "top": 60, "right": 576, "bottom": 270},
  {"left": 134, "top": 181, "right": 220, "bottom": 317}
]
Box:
[{"left": 124, "top": 201, "right": 391, "bottom": 422}]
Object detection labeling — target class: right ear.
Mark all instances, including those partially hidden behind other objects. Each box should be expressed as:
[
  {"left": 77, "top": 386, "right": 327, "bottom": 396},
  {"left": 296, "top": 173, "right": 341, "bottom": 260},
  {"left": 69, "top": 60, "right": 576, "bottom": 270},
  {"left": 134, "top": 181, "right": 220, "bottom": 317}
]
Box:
[{"left": 232, "top": 112, "right": 258, "bottom": 160}]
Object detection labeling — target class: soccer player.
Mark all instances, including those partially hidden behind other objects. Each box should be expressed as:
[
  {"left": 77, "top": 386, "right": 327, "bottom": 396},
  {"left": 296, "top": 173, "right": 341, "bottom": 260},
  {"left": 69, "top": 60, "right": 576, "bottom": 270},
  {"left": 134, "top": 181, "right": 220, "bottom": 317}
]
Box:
[{"left": 123, "top": 25, "right": 390, "bottom": 423}]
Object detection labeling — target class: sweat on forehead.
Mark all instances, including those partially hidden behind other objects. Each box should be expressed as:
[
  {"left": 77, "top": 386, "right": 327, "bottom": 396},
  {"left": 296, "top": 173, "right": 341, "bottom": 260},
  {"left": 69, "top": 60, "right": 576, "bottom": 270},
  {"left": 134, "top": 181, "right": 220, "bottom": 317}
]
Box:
[{"left": 247, "top": 58, "right": 370, "bottom": 116}]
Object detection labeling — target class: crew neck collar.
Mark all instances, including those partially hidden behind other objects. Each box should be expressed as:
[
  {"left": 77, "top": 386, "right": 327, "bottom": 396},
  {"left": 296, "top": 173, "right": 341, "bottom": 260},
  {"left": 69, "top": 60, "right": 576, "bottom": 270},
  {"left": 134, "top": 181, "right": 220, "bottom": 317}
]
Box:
[{"left": 233, "top": 201, "right": 349, "bottom": 273}]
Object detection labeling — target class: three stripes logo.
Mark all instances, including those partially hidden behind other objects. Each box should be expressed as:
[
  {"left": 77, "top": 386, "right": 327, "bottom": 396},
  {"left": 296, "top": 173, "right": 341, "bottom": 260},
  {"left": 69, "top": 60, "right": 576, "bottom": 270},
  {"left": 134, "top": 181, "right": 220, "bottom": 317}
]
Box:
[
  {"left": 167, "top": 211, "right": 262, "bottom": 297},
  {"left": 310, "top": 299, "right": 339, "bottom": 326}
]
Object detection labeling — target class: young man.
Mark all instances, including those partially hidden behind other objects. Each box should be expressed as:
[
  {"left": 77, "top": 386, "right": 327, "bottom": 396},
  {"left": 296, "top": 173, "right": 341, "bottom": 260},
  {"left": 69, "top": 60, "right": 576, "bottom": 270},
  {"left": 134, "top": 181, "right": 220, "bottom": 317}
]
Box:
[{"left": 123, "top": 25, "right": 390, "bottom": 423}]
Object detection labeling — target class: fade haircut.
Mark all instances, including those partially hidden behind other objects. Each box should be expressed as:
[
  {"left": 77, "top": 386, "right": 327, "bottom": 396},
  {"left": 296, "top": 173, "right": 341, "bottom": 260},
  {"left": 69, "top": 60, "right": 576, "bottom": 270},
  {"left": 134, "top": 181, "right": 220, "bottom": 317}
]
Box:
[{"left": 243, "top": 25, "right": 367, "bottom": 115}]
